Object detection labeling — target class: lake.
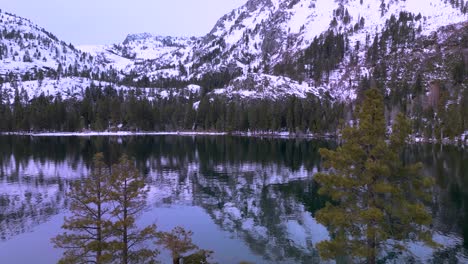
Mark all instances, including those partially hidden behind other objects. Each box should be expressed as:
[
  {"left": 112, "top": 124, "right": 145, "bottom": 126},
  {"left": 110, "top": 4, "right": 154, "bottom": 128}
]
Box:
[{"left": 0, "top": 135, "right": 466, "bottom": 263}]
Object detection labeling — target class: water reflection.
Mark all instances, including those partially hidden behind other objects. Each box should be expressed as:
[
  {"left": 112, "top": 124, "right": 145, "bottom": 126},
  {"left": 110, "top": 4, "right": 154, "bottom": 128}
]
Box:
[
  {"left": 405, "top": 144, "right": 468, "bottom": 262},
  {"left": 0, "top": 136, "right": 467, "bottom": 263}
]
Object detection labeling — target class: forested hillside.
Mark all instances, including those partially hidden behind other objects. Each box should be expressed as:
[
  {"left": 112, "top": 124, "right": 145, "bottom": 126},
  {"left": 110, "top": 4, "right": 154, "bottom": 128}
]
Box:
[{"left": 0, "top": 0, "right": 466, "bottom": 141}]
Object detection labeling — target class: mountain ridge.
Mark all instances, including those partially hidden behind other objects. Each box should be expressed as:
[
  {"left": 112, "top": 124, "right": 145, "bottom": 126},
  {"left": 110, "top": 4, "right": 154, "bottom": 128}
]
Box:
[{"left": 0, "top": 0, "right": 465, "bottom": 101}]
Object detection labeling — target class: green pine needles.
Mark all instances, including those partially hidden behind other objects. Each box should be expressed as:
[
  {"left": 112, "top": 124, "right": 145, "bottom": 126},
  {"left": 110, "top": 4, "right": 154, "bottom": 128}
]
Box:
[
  {"left": 52, "top": 153, "right": 210, "bottom": 264},
  {"left": 52, "top": 153, "right": 159, "bottom": 264},
  {"left": 315, "top": 89, "right": 437, "bottom": 264}
]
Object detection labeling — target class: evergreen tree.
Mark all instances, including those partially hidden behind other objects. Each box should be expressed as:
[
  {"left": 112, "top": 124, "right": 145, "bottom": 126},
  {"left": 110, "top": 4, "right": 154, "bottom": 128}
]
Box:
[
  {"left": 452, "top": 58, "right": 466, "bottom": 84},
  {"left": 461, "top": 87, "right": 468, "bottom": 133},
  {"left": 52, "top": 153, "right": 114, "bottom": 264},
  {"left": 108, "top": 155, "right": 158, "bottom": 264},
  {"left": 23, "top": 50, "right": 32, "bottom": 62},
  {"left": 314, "top": 89, "right": 436, "bottom": 263},
  {"left": 157, "top": 226, "right": 211, "bottom": 264}
]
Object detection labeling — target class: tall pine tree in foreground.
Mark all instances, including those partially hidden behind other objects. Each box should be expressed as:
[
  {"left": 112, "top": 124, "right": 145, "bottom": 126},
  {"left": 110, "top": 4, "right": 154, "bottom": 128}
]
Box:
[
  {"left": 52, "top": 153, "right": 113, "bottom": 264},
  {"left": 315, "top": 89, "right": 437, "bottom": 264},
  {"left": 108, "top": 155, "right": 158, "bottom": 264},
  {"left": 53, "top": 154, "right": 159, "bottom": 264}
]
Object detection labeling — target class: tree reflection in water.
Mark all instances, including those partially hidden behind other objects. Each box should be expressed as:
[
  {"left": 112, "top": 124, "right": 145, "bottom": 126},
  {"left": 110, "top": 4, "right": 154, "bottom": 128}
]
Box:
[{"left": 0, "top": 136, "right": 466, "bottom": 263}]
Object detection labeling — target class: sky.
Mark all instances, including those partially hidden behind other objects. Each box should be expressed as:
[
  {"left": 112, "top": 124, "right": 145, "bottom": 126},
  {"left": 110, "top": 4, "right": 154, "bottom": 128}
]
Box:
[{"left": 0, "top": 0, "right": 248, "bottom": 45}]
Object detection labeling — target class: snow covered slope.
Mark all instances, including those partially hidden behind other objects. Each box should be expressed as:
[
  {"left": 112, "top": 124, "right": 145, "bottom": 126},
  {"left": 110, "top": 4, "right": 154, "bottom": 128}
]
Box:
[
  {"left": 186, "top": 0, "right": 466, "bottom": 75},
  {"left": 0, "top": 12, "right": 201, "bottom": 101},
  {"left": 120, "top": 34, "right": 195, "bottom": 61},
  {"left": 0, "top": 11, "right": 100, "bottom": 77},
  {"left": 78, "top": 34, "right": 197, "bottom": 78},
  {"left": 0, "top": 0, "right": 466, "bottom": 102},
  {"left": 0, "top": 77, "right": 202, "bottom": 104},
  {"left": 211, "top": 73, "right": 323, "bottom": 100},
  {"left": 78, "top": 44, "right": 133, "bottom": 72},
  {"left": 118, "top": 0, "right": 465, "bottom": 100}
]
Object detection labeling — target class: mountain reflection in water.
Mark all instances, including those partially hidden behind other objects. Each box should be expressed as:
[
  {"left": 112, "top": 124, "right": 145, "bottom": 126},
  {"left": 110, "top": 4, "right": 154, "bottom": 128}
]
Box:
[{"left": 0, "top": 136, "right": 466, "bottom": 263}]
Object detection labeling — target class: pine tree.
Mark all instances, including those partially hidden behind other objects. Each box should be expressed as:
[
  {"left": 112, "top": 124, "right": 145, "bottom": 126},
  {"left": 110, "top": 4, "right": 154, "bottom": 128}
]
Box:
[
  {"left": 461, "top": 87, "right": 468, "bottom": 133},
  {"left": 108, "top": 155, "right": 158, "bottom": 264},
  {"left": 314, "top": 89, "right": 437, "bottom": 263},
  {"left": 452, "top": 58, "right": 465, "bottom": 84},
  {"left": 23, "top": 50, "right": 32, "bottom": 62},
  {"left": 157, "top": 226, "right": 211, "bottom": 264},
  {"left": 52, "top": 153, "right": 113, "bottom": 264}
]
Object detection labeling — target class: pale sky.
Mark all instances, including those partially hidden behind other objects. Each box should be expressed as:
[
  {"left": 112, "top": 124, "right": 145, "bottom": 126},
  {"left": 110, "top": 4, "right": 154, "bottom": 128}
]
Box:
[{"left": 0, "top": 0, "right": 248, "bottom": 45}]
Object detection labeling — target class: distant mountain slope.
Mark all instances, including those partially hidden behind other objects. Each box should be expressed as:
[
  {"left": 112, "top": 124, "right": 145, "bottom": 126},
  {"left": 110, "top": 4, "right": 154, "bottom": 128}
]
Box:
[
  {"left": 0, "top": 11, "right": 99, "bottom": 78},
  {"left": 78, "top": 34, "right": 197, "bottom": 80}
]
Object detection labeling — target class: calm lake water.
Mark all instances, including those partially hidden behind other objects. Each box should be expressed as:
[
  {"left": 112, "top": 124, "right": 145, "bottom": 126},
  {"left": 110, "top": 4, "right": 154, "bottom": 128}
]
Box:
[{"left": 0, "top": 136, "right": 466, "bottom": 264}]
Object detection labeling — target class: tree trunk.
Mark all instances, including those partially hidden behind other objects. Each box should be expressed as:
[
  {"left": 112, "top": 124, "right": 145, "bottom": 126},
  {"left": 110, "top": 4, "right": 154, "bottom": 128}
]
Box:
[
  {"left": 123, "top": 226, "right": 128, "bottom": 264},
  {"left": 96, "top": 176, "right": 102, "bottom": 263},
  {"left": 367, "top": 231, "right": 376, "bottom": 264},
  {"left": 123, "top": 180, "right": 128, "bottom": 264},
  {"left": 97, "top": 201, "right": 102, "bottom": 263},
  {"left": 367, "top": 188, "right": 377, "bottom": 264}
]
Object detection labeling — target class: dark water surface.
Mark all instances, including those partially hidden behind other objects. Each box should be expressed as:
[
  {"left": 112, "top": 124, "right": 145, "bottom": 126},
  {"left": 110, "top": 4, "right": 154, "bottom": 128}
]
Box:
[{"left": 0, "top": 136, "right": 466, "bottom": 263}]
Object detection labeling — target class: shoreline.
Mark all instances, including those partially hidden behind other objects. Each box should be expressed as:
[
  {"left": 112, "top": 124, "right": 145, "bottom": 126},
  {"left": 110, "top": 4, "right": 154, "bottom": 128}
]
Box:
[
  {"left": 0, "top": 131, "right": 466, "bottom": 146},
  {"left": 0, "top": 131, "right": 229, "bottom": 137},
  {"left": 0, "top": 130, "right": 336, "bottom": 140}
]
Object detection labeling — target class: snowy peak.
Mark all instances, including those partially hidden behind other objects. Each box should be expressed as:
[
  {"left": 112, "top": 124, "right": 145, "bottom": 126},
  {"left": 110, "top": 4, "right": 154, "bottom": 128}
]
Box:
[
  {"left": 77, "top": 34, "right": 198, "bottom": 79},
  {"left": 178, "top": 0, "right": 466, "bottom": 98},
  {"left": 195, "top": 0, "right": 466, "bottom": 68},
  {"left": 0, "top": 10, "right": 97, "bottom": 77},
  {"left": 115, "top": 34, "right": 196, "bottom": 61},
  {"left": 123, "top": 33, "right": 195, "bottom": 47},
  {"left": 75, "top": 0, "right": 466, "bottom": 100},
  {"left": 122, "top": 33, "right": 154, "bottom": 43},
  {"left": 0, "top": 11, "right": 59, "bottom": 43},
  {"left": 0, "top": 0, "right": 466, "bottom": 102}
]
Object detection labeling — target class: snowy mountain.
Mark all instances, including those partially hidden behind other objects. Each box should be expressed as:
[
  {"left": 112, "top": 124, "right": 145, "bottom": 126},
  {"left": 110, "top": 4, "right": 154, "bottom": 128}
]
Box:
[
  {"left": 184, "top": 0, "right": 467, "bottom": 99},
  {"left": 120, "top": 34, "right": 196, "bottom": 61},
  {"left": 79, "top": 34, "right": 197, "bottom": 79},
  {"left": 0, "top": 11, "right": 101, "bottom": 78},
  {"left": 0, "top": 76, "right": 202, "bottom": 104},
  {"left": 0, "top": 11, "right": 202, "bottom": 103},
  {"left": 74, "top": 0, "right": 466, "bottom": 100},
  {"left": 0, "top": 0, "right": 466, "bottom": 102}
]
